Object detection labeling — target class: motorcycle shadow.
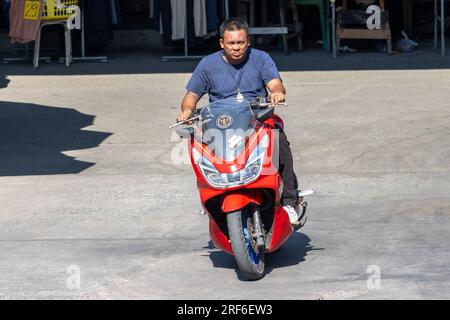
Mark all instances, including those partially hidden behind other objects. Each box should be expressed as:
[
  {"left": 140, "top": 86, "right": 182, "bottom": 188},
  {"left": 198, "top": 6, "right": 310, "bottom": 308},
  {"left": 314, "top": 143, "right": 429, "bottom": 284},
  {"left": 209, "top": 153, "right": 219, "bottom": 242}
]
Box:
[{"left": 204, "top": 232, "right": 319, "bottom": 279}]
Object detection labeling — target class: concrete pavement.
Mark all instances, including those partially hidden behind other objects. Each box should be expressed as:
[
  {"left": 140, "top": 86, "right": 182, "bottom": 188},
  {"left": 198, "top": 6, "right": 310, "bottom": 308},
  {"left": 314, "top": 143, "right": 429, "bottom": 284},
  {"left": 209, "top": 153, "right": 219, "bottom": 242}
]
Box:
[{"left": 0, "top": 49, "right": 449, "bottom": 299}]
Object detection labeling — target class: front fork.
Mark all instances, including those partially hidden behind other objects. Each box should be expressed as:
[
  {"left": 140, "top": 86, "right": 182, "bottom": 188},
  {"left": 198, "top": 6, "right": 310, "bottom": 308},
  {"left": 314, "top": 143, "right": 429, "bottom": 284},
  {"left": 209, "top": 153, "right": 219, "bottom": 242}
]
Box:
[{"left": 252, "top": 207, "right": 266, "bottom": 248}]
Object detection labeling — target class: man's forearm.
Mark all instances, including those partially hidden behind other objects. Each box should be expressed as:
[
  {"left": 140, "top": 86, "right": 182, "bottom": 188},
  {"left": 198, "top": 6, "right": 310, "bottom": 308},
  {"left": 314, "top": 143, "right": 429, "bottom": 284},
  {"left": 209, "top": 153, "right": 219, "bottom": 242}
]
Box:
[
  {"left": 177, "top": 91, "right": 200, "bottom": 122},
  {"left": 266, "top": 79, "right": 286, "bottom": 104},
  {"left": 267, "top": 79, "right": 286, "bottom": 95},
  {"left": 181, "top": 91, "right": 200, "bottom": 112},
  {"left": 270, "top": 83, "right": 286, "bottom": 95}
]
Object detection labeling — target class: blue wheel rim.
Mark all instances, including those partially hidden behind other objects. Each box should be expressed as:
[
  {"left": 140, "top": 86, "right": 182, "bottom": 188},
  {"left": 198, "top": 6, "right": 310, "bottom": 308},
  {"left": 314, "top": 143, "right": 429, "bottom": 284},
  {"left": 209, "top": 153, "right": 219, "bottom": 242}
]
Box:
[{"left": 242, "top": 209, "right": 261, "bottom": 265}]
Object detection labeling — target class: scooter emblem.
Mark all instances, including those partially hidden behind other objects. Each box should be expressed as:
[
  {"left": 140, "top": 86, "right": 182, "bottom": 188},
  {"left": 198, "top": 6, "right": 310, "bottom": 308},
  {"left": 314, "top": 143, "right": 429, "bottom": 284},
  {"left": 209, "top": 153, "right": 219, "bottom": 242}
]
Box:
[{"left": 217, "top": 114, "right": 233, "bottom": 129}]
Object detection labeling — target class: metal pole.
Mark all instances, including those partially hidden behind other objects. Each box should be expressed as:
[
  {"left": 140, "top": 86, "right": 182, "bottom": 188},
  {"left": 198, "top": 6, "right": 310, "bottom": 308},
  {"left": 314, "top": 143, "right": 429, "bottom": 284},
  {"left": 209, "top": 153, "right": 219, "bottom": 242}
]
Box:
[
  {"left": 331, "top": 0, "right": 336, "bottom": 59},
  {"left": 434, "top": 0, "right": 438, "bottom": 49},
  {"left": 225, "top": 0, "right": 230, "bottom": 19},
  {"left": 184, "top": 3, "right": 189, "bottom": 57},
  {"left": 441, "top": 0, "right": 445, "bottom": 57},
  {"left": 81, "top": 4, "right": 86, "bottom": 57}
]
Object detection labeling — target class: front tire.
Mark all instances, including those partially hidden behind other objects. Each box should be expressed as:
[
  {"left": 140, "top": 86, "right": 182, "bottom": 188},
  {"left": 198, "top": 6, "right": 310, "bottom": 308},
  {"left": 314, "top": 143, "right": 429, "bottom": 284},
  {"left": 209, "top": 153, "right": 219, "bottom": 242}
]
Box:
[{"left": 227, "top": 208, "right": 265, "bottom": 280}]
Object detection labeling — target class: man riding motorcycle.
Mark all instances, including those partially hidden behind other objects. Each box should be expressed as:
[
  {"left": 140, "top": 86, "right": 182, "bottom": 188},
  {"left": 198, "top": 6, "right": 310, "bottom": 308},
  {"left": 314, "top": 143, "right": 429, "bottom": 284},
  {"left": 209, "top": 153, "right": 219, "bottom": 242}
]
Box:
[{"left": 177, "top": 18, "right": 306, "bottom": 227}]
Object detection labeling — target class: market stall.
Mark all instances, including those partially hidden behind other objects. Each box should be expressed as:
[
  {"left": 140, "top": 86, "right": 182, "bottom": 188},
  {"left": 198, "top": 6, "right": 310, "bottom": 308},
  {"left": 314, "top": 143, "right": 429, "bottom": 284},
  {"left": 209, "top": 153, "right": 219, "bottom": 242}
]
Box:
[
  {"left": 330, "top": 0, "right": 446, "bottom": 57},
  {"left": 1, "top": 0, "right": 112, "bottom": 66}
]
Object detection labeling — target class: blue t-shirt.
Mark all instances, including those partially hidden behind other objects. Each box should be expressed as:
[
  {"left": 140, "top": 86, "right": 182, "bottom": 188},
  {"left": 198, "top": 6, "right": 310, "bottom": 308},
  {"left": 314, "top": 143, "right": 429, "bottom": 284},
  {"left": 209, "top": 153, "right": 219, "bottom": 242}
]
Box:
[{"left": 186, "top": 48, "right": 281, "bottom": 102}]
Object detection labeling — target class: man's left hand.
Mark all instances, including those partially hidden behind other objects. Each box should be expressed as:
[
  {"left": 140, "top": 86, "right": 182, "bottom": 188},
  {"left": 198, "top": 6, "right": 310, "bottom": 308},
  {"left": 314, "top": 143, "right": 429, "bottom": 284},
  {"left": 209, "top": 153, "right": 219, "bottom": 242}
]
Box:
[{"left": 269, "top": 92, "right": 285, "bottom": 105}]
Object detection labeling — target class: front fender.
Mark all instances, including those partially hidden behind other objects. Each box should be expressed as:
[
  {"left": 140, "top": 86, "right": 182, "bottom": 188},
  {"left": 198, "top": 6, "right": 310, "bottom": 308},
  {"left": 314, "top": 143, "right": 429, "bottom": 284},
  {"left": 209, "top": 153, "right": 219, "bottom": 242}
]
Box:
[{"left": 220, "top": 189, "right": 263, "bottom": 213}]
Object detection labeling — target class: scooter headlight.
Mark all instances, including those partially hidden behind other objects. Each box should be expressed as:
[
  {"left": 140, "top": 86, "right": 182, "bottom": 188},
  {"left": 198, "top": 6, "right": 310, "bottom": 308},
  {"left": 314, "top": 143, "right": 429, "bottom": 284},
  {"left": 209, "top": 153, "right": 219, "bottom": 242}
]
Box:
[{"left": 193, "top": 134, "right": 269, "bottom": 188}]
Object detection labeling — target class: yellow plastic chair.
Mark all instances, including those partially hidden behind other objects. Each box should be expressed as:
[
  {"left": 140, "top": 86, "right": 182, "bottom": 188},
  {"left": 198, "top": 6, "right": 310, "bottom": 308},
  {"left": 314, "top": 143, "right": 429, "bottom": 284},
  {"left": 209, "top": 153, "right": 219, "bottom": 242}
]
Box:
[{"left": 33, "top": 0, "right": 79, "bottom": 68}]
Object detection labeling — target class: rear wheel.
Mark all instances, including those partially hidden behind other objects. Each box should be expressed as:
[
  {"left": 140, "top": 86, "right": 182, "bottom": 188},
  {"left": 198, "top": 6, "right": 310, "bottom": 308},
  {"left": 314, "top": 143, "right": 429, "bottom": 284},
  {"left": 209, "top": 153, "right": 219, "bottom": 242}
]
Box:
[{"left": 227, "top": 208, "right": 265, "bottom": 280}]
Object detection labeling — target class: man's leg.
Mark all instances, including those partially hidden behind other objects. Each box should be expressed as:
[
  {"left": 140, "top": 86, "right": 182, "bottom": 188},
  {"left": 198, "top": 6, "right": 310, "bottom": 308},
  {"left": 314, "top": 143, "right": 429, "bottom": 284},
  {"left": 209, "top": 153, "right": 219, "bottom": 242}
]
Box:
[{"left": 278, "top": 129, "right": 299, "bottom": 207}]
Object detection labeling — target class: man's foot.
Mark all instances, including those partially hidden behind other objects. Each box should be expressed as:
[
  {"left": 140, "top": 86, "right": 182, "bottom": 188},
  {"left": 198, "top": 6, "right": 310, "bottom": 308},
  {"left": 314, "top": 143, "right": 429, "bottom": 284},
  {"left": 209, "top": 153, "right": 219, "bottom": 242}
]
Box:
[{"left": 283, "top": 195, "right": 307, "bottom": 229}]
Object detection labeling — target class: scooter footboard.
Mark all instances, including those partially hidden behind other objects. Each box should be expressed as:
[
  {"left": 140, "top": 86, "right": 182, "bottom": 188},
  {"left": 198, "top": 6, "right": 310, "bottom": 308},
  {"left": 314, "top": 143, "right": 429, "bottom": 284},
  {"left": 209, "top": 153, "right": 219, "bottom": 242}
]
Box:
[{"left": 220, "top": 190, "right": 263, "bottom": 213}]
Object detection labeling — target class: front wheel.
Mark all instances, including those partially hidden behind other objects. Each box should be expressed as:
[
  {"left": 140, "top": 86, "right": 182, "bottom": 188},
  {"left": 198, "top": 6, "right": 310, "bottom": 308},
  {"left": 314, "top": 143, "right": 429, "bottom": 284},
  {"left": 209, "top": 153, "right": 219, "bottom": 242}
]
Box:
[{"left": 227, "top": 208, "right": 265, "bottom": 280}]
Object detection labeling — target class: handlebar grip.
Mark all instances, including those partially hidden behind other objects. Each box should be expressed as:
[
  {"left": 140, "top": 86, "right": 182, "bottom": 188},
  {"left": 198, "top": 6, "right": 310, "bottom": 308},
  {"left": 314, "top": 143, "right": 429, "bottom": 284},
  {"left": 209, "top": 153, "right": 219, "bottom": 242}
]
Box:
[
  {"left": 169, "top": 122, "right": 183, "bottom": 129},
  {"left": 169, "top": 115, "right": 201, "bottom": 129}
]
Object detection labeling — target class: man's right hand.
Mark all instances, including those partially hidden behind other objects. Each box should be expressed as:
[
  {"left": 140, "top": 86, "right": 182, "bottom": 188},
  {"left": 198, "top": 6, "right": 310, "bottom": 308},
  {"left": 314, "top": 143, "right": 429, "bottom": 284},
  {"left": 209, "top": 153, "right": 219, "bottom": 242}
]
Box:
[{"left": 177, "top": 109, "right": 193, "bottom": 123}]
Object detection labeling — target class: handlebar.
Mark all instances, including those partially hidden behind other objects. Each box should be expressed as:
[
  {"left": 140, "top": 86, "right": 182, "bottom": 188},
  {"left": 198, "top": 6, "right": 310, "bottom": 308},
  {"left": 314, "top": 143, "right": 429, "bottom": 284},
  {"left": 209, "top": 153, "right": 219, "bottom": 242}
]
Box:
[
  {"left": 254, "top": 102, "right": 288, "bottom": 108},
  {"left": 169, "top": 100, "right": 287, "bottom": 129}
]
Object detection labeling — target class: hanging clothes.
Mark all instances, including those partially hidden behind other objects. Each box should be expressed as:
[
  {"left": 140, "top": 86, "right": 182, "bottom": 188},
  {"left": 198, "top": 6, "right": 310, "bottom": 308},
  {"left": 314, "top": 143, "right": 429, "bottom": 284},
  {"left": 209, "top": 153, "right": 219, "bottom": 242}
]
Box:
[
  {"left": 205, "top": 0, "right": 218, "bottom": 32},
  {"left": 170, "top": 0, "right": 185, "bottom": 40},
  {"left": 79, "top": 0, "right": 113, "bottom": 52},
  {"left": 151, "top": 0, "right": 159, "bottom": 28},
  {"left": 9, "top": 0, "right": 42, "bottom": 44},
  {"left": 193, "top": 0, "right": 207, "bottom": 37},
  {"left": 2, "top": 0, "right": 11, "bottom": 29},
  {"left": 156, "top": 0, "right": 216, "bottom": 47},
  {"left": 152, "top": 0, "right": 172, "bottom": 46},
  {"left": 110, "top": 0, "right": 122, "bottom": 27},
  {"left": 170, "top": 0, "right": 207, "bottom": 40},
  {"left": 186, "top": 0, "right": 199, "bottom": 47}
]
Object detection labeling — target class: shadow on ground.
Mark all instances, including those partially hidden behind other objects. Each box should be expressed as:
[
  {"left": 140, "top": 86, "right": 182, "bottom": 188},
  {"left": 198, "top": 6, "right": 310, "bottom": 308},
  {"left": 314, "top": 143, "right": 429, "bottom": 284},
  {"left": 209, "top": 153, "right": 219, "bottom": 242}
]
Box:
[
  {"left": 204, "top": 232, "right": 323, "bottom": 281},
  {"left": 0, "top": 74, "right": 10, "bottom": 88},
  {"left": 0, "top": 101, "right": 112, "bottom": 176}
]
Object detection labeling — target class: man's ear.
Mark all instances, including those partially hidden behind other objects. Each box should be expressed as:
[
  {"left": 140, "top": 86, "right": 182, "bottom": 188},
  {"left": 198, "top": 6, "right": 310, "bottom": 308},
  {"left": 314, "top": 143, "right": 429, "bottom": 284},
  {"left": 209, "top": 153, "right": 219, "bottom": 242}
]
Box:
[{"left": 219, "top": 38, "right": 224, "bottom": 49}]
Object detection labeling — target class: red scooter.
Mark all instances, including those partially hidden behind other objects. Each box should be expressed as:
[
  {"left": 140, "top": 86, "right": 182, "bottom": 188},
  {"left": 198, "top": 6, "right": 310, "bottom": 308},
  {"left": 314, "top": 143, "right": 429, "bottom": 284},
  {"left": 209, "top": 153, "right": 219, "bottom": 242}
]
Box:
[{"left": 171, "top": 97, "right": 313, "bottom": 280}]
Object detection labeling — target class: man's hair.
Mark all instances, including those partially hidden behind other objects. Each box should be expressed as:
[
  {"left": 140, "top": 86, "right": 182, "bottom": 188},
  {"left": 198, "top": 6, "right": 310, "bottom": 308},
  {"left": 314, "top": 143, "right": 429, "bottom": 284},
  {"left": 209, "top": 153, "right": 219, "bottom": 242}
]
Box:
[{"left": 219, "top": 18, "right": 250, "bottom": 38}]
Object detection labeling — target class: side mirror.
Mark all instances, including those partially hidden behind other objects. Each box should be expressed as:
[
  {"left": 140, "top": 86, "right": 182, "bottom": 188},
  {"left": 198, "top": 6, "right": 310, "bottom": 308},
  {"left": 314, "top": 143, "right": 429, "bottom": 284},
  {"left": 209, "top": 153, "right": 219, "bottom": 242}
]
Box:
[
  {"left": 255, "top": 107, "right": 274, "bottom": 122},
  {"left": 176, "top": 127, "right": 194, "bottom": 139}
]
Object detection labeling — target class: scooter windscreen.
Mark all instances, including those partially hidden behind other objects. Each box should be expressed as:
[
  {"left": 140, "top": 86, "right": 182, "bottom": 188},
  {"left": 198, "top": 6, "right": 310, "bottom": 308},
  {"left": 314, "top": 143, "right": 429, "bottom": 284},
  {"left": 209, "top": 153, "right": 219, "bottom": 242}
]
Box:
[{"left": 198, "top": 98, "right": 257, "bottom": 162}]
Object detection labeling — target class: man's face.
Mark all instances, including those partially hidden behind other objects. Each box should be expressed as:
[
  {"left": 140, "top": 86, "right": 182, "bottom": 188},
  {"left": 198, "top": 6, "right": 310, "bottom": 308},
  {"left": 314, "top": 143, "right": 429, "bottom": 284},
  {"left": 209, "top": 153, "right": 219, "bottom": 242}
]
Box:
[{"left": 220, "top": 29, "right": 250, "bottom": 64}]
